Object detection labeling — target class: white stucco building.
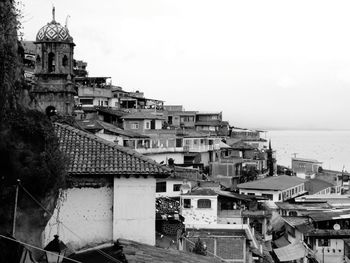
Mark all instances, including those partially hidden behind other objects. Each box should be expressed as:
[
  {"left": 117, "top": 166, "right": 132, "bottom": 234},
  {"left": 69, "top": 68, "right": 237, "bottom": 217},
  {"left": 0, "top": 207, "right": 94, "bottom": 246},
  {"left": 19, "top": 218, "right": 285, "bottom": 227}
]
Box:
[{"left": 43, "top": 123, "right": 170, "bottom": 250}]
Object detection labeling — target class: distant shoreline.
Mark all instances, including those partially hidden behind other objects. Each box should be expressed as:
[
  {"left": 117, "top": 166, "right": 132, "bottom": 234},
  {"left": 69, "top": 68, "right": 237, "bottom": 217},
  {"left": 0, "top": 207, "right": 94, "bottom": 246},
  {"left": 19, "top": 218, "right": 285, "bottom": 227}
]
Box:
[{"left": 259, "top": 128, "right": 350, "bottom": 132}]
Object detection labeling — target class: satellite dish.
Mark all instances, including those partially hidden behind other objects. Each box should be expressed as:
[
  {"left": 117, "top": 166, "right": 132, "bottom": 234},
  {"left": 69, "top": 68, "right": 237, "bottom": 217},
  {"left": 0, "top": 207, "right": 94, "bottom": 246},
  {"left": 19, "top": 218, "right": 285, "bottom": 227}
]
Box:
[{"left": 333, "top": 224, "right": 341, "bottom": 230}]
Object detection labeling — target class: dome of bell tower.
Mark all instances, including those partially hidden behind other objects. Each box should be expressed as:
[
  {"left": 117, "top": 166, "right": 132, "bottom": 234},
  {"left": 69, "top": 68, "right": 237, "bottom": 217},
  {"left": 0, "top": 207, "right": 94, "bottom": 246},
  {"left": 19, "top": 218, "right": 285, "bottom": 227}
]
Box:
[{"left": 35, "top": 7, "right": 73, "bottom": 43}]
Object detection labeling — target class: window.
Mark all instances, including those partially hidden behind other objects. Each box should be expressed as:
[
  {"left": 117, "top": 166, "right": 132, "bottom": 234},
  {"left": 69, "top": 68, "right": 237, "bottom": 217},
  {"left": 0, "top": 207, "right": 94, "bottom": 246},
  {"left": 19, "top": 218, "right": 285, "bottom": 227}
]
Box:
[
  {"left": 48, "top": 52, "right": 55, "bottom": 72},
  {"left": 185, "top": 139, "right": 191, "bottom": 146},
  {"left": 318, "top": 239, "right": 330, "bottom": 247},
  {"left": 197, "top": 199, "right": 211, "bottom": 208},
  {"left": 180, "top": 116, "right": 194, "bottom": 122},
  {"left": 145, "top": 121, "right": 150, "bottom": 129},
  {"left": 131, "top": 123, "right": 139, "bottom": 129},
  {"left": 62, "top": 55, "right": 68, "bottom": 67},
  {"left": 176, "top": 139, "right": 182, "bottom": 147},
  {"left": 136, "top": 140, "right": 143, "bottom": 149},
  {"left": 278, "top": 193, "right": 282, "bottom": 201},
  {"left": 173, "top": 184, "right": 181, "bottom": 192},
  {"left": 36, "top": 55, "right": 41, "bottom": 63},
  {"left": 289, "top": 211, "right": 297, "bottom": 216},
  {"left": 104, "top": 101, "right": 108, "bottom": 106},
  {"left": 156, "top": 182, "right": 166, "bottom": 193},
  {"left": 183, "top": 199, "right": 191, "bottom": 208},
  {"left": 262, "top": 194, "right": 273, "bottom": 200},
  {"left": 144, "top": 140, "right": 150, "bottom": 148},
  {"left": 80, "top": 98, "right": 93, "bottom": 105}
]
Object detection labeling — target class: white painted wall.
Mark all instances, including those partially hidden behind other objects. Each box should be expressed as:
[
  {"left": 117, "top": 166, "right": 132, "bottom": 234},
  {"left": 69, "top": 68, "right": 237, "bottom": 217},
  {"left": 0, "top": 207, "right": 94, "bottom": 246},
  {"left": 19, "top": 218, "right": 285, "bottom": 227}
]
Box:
[
  {"left": 110, "top": 98, "right": 119, "bottom": 108},
  {"left": 239, "top": 182, "right": 305, "bottom": 202},
  {"left": 314, "top": 239, "right": 344, "bottom": 263},
  {"left": 156, "top": 179, "right": 195, "bottom": 198},
  {"left": 113, "top": 177, "right": 156, "bottom": 245},
  {"left": 200, "top": 152, "right": 210, "bottom": 166},
  {"left": 180, "top": 195, "right": 218, "bottom": 225},
  {"left": 155, "top": 120, "right": 162, "bottom": 129},
  {"left": 43, "top": 187, "right": 113, "bottom": 250}
]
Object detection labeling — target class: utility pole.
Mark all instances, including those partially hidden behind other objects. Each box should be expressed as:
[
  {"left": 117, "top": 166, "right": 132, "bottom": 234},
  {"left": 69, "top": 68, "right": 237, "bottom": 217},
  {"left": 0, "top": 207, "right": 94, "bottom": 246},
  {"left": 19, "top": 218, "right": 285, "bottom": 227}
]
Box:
[{"left": 12, "top": 179, "right": 20, "bottom": 237}]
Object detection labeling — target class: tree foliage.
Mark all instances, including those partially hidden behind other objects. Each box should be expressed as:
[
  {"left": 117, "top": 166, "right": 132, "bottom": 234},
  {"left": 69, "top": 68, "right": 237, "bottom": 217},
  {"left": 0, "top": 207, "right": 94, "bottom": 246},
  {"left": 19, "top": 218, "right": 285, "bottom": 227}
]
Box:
[
  {"left": 0, "top": 0, "right": 67, "bottom": 235},
  {"left": 239, "top": 166, "right": 258, "bottom": 184},
  {"left": 0, "top": 109, "right": 67, "bottom": 199},
  {"left": 0, "top": 0, "right": 24, "bottom": 117}
]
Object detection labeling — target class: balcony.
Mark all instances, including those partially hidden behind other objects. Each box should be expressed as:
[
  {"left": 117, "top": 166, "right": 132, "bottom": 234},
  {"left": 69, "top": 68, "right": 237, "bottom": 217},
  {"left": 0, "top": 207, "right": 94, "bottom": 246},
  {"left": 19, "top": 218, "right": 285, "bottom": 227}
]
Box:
[
  {"left": 218, "top": 209, "right": 242, "bottom": 218},
  {"left": 242, "top": 210, "right": 272, "bottom": 218},
  {"left": 217, "top": 209, "right": 271, "bottom": 219}
]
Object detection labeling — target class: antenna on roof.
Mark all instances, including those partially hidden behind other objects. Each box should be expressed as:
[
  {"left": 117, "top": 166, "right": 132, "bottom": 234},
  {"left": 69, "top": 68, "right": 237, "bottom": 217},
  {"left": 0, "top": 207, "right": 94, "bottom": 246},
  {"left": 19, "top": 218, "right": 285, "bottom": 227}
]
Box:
[
  {"left": 65, "top": 15, "right": 70, "bottom": 28},
  {"left": 292, "top": 153, "right": 298, "bottom": 158},
  {"left": 52, "top": 5, "right": 55, "bottom": 22}
]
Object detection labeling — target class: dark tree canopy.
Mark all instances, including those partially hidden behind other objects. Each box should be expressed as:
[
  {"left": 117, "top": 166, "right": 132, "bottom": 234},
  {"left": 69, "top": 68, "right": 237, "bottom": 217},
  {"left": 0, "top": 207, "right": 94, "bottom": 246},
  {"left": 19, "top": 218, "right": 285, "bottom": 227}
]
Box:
[{"left": 0, "top": 0, "right": 67, "bottom": 246}]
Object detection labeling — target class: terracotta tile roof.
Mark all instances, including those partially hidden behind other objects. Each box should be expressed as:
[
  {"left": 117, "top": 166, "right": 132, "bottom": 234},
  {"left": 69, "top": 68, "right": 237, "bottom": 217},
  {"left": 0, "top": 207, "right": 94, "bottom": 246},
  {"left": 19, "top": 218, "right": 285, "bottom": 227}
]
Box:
[
  {"left": 54, "top": 123, "right": 171, "bottom": 177},
  {"left": 237, "top": 175, "right": 305, "bottom": 191}
]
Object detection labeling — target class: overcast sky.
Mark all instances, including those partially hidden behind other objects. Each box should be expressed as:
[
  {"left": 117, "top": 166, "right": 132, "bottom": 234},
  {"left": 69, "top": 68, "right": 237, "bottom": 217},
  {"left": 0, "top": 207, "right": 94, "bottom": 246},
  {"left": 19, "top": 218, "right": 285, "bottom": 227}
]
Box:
[{"left": 21, "top": 0, "right": 350, "bottom": 130}]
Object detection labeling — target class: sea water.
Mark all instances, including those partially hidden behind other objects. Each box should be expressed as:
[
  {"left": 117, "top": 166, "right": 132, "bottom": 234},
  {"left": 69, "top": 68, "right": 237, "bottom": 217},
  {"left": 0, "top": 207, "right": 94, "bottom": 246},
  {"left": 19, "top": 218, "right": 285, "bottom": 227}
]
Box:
[{"left": 266, "top": 130, "right": 350, "bottom": 172}]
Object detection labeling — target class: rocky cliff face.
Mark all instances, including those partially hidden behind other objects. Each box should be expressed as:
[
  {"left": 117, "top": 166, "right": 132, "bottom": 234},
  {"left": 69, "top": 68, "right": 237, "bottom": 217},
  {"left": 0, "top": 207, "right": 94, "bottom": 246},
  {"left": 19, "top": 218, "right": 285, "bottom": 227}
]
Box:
[{"left": 0, "top": 1, "right": 67, "bottom": 259}]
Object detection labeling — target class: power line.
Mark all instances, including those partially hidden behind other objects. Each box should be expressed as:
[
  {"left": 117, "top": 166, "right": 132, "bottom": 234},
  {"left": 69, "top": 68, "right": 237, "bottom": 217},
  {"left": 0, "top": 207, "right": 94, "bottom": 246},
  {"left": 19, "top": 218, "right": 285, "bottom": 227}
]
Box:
[
  {"left": 19, "top": 183, "right": 124, "bottom": 263},
  {"left": 0, "top": 234, "right": 82, "bottom": 263}
]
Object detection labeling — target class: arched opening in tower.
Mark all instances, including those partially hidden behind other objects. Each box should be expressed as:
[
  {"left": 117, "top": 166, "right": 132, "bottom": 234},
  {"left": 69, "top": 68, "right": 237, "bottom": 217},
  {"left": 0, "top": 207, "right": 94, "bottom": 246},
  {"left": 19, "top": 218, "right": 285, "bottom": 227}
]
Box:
[
  {"left": 62, "top": 55, "right": 68, "bottom": 67},
  {"left": 48, "top": 52, "right": 55, "bottom": 73},
  {"left": 45, "top": 105, "right": 57, "bottom": 117}
]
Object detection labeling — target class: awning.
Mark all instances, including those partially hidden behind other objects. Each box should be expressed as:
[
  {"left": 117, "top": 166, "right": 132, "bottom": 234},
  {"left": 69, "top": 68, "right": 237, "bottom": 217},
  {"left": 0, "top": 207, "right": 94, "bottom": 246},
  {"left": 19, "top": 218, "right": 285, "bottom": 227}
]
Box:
[{"left": 273, "top": 242, "right": 308, "bottom": 262}]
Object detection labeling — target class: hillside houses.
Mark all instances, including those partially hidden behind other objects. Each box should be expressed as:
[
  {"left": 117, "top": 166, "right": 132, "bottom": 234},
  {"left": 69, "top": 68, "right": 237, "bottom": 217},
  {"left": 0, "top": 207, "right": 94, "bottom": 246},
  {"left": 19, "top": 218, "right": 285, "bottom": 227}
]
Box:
[{"left": 20, "top": 15, "right": 350, "bottom": 263}]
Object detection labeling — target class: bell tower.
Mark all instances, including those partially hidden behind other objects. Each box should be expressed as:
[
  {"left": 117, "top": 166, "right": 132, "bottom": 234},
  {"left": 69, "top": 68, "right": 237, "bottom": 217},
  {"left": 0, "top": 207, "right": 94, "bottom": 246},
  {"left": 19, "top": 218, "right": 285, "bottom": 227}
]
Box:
[{"left": 31, "top": 7, "right": 76, "bottom": 116}]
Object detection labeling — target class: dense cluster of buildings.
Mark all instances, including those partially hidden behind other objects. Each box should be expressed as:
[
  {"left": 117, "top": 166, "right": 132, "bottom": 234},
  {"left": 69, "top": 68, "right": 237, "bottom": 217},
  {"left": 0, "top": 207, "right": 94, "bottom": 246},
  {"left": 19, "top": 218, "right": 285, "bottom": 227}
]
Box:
[{"left": 15, "top": 8, "right": 350, "bottom": 263}]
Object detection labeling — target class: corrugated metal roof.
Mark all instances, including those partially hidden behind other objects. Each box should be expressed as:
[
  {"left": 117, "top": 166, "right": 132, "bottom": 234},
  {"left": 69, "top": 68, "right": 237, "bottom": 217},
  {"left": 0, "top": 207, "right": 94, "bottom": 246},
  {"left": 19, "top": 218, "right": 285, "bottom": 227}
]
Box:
[
  {"left": 305, "top": 178, "right": 334, "bottom": 195},
  {"left": 237, "top": 175, "right": 305, "bottom": 191}
]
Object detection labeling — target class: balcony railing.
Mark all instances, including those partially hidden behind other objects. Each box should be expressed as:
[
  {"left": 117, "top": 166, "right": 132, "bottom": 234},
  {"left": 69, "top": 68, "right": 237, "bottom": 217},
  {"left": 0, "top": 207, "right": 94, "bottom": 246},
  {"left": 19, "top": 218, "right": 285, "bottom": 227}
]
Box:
[
  {"left": 218, "top": 209, "right": 242, "bottom": 218},
  {"left": 218, "top": 209, "right": 272, "bottom": 219},
  {"left": 242, "top": 210, "right": 272, "bottom": 218}
]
